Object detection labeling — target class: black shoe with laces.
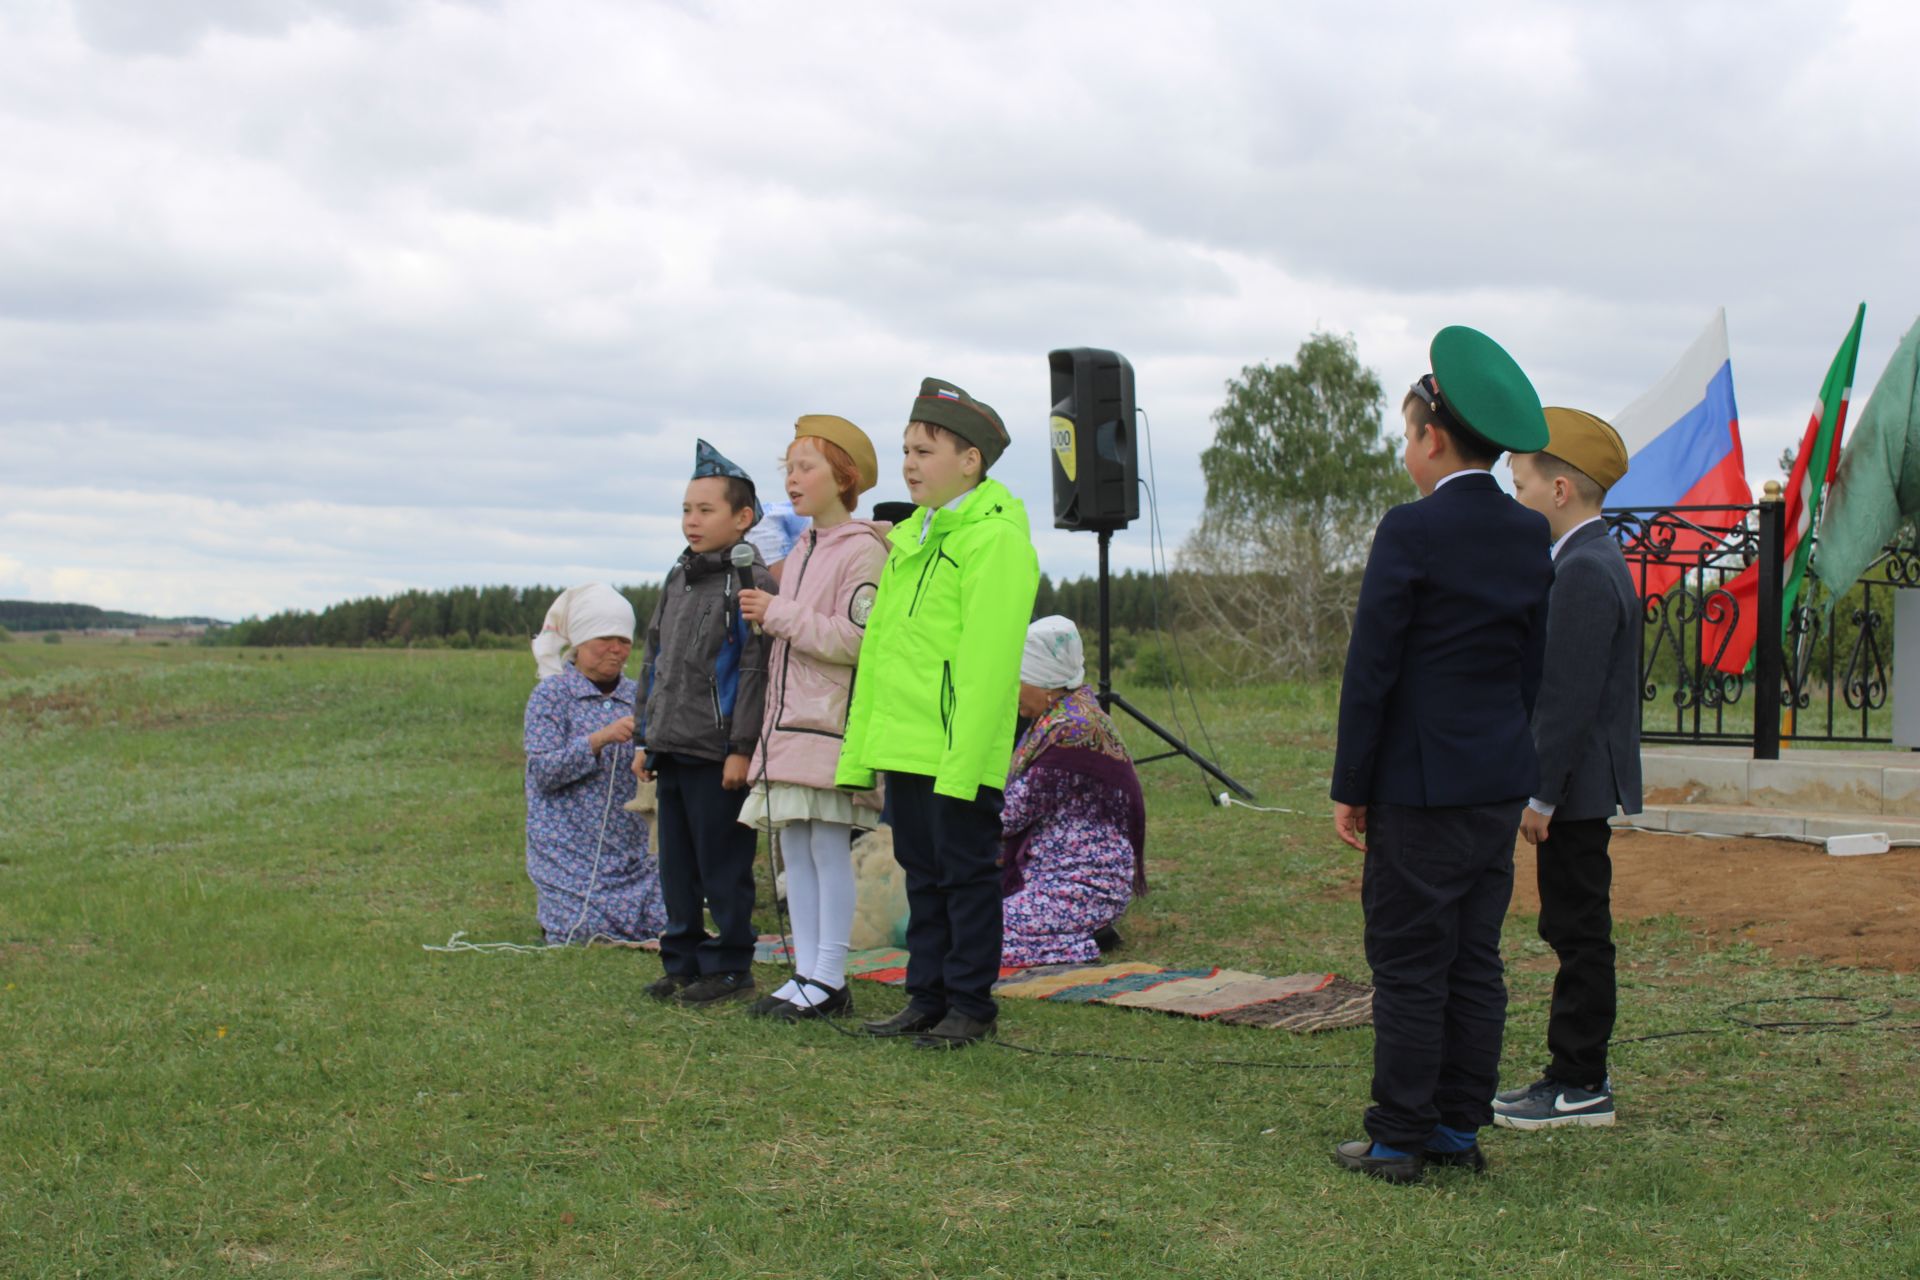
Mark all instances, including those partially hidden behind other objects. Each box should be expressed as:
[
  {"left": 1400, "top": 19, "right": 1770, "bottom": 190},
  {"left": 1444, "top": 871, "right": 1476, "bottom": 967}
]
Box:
[{"left": 673, "top": 972, "right": 756, "bottom": 1006}]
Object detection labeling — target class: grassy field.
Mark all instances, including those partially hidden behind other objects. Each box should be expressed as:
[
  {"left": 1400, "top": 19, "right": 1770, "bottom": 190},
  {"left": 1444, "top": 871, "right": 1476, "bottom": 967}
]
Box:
[{"left": 2, "top": 640, "right": 1917, "bottom": 1278}]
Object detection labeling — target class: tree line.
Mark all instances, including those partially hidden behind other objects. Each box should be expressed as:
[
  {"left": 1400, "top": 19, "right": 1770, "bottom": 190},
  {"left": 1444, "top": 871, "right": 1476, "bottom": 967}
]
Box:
[{"left": 210, "top": 571, "right": 1179, "bottom": 649}]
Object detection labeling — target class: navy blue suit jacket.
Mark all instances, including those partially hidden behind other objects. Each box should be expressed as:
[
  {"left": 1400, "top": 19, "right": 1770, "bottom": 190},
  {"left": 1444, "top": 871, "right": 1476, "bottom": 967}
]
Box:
[{"left": 1331, "top": 471, "right": 1553, "bottom": 808}]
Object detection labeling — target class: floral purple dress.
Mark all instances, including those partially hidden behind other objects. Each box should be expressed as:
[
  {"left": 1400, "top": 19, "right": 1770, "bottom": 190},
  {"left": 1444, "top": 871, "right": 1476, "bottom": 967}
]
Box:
[
  {"left": 525, "top": 663, "right": 667, "bottom": 945},
  {"left": 1000, "top": 686, "right": 1148, "bottom": 967}
]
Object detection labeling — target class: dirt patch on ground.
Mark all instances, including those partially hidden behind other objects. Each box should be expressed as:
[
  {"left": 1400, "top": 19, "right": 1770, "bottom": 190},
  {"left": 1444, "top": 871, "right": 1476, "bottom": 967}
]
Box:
[{"left": 1512, "top": 830, "right": 1920, "bottom": 973}]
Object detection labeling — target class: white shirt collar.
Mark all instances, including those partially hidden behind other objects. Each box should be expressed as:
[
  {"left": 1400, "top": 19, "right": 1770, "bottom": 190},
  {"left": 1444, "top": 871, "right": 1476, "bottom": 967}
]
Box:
[
  {"left": 918, "top": 487, "right": 974, "bottom": 543},
  {"left": 1551, "top": 514, "right": 1605, "bottom": 561},
  {"left": 1431, "top": 467, "right": 1488, "bottom": 492}
]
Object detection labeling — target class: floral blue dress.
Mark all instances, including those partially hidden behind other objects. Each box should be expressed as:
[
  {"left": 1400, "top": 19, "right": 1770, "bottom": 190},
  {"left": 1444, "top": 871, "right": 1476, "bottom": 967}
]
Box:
[
  {"left": 999, "top": 687, "right": 1148, "bottom": 967},
  {"left": 524, "top": 663, "right": 667, "bottom": 945}
]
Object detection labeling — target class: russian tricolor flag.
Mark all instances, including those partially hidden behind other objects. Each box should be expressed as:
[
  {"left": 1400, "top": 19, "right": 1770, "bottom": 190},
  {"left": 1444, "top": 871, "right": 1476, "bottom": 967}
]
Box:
[{"left": 1608, "top": 309, "right": 1751, "bottom": 597}]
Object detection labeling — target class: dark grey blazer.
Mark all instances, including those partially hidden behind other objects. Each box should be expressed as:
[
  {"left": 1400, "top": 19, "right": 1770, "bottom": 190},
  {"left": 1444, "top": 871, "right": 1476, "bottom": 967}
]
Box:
[{"left": 1532, "top": 520, "right": 1643, "bottom": 820}]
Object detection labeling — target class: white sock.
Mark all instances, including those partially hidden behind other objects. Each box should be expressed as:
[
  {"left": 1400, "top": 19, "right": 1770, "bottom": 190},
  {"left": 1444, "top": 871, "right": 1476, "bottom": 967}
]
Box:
[
  {"left": 808, "top": 821, "right": 856, "bottom": 992},
  {"left": 780, "top": 821, "right": 821, "bottom": 1001}
]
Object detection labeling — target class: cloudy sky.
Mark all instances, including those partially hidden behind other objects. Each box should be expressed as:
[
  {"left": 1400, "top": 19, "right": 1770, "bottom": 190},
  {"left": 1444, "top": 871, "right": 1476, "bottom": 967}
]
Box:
[{"left": 3, "top": 0, "right": 1916, "bottom": 620}]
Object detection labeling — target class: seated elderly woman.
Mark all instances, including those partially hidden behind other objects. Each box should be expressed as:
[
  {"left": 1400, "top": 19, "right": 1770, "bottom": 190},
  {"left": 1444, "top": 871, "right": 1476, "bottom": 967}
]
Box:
[
  {"left": 999, "top": 616, "right": 1148, "bottom": 967},
  {"left": 524, "top": 584, "right": 667, "bottom": 945}
]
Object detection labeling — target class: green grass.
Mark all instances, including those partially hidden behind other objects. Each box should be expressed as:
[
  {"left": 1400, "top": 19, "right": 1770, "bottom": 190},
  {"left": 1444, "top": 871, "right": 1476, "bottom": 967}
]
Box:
[{"left": 3, "top": 641, "right": 1917, "bottom": 1278}]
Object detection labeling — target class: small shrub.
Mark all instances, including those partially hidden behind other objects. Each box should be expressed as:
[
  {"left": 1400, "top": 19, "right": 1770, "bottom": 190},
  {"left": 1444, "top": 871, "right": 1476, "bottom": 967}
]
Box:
[{"left": 42, "top": 631, "right": 63, "bottom": 645}]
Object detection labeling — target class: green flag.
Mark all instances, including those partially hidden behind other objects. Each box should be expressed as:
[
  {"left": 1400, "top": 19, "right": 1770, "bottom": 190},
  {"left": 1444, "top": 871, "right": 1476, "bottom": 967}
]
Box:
[{"left": 1813, "top": 318, "right": 1920, "bottom": 596}]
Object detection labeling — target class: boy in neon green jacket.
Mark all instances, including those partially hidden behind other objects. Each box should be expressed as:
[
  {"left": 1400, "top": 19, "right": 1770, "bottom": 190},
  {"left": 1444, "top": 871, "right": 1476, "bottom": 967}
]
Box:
[{"left": 838, "top": 377, "right": 1039, "bottom": 1049}]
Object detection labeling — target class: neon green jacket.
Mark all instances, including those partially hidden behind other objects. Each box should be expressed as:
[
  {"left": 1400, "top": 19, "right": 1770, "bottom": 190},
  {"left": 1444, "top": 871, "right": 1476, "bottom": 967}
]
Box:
[{"left": 836, "top": 477, "right": 1039, "bottom": 801}]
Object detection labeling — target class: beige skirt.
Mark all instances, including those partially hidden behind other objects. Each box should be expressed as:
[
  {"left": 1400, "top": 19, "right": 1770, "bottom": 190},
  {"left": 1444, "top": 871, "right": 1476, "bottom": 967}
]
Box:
[{"left": 737, "top": 781, "right": 880, "bottom": 832}]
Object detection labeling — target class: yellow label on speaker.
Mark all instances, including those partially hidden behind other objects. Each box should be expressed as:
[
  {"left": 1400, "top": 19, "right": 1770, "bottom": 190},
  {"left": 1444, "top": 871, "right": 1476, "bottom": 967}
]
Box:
[{"left": 1050, "top": 415, "right": 1077, "bottom": 482}]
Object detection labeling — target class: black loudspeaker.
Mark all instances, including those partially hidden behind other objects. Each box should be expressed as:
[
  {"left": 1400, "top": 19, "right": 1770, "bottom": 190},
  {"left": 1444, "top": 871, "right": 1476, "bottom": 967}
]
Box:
[{"left": 1048, "top": 347, "right": 1140, "bottom": 532}]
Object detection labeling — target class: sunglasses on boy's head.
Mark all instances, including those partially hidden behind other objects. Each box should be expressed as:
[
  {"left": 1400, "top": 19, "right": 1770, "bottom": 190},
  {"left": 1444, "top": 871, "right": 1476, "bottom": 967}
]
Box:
[{"left": 1409, "top": 374, "right": 1464, "bottom": 430}]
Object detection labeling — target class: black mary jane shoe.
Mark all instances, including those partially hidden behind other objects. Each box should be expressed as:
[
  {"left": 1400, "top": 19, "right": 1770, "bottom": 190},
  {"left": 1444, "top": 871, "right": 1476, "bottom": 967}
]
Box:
[
  {"left": 862, "top": 1005, "right": 945, "bottom": 1038},
  {"left": 911, "top": 1011, "right": 998, "bottom": 1050},
  {"left": 746, "top": 987, "right": 797, "bottom": 1019},
  {"left": 771, "top": 978, "right": 851, "bottom": 1022},
  {"left": 1331, "top": 1139, "right": 1425, "bottom": 1185}
]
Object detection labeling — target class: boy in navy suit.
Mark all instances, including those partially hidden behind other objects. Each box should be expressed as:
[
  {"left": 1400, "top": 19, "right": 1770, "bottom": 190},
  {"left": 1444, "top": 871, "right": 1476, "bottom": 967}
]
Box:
[
  {"left": 1495, "top": 408, "right": 1642, "bottom": 1130},
  {"left": 1329, "top": 327, "right": 1554, "bottom": 1184}
]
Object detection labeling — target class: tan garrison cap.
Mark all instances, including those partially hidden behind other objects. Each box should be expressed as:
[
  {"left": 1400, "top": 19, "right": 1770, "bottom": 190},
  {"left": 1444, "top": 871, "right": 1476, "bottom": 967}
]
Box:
[
  {"left": 793, "top": 414, "right": 879, "bottom": 495},
  {"left": 1540, "top": 406, "right": 1630, "bottom": 490}
]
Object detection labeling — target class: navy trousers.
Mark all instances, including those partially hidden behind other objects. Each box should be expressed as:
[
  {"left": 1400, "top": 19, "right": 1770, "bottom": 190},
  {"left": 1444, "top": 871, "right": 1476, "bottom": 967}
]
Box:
[
  {"left": 1536, "top": 816, "right": 1616, "bottom": 1087},
  {"left": 655, "top": 754, "right": 757, "bottom": 977},
  {"left": 886, "top": 772, "right": 1004, "bottom": 1022},
  {"left": 1362, "top": 800, "right": 1521, "bottom": 1149}
]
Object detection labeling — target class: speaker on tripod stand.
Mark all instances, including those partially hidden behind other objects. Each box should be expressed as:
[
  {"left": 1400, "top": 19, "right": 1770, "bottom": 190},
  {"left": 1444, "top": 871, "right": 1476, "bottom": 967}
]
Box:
[{"left": 1046, "top": 347, "right": 1252, "bottom": 799}]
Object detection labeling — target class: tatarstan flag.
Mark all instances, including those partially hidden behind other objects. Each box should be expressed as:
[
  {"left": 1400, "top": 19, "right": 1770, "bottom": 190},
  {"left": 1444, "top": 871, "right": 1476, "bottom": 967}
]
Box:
[{"left": 1703, "top": 303, "right": 1866, "bottom": 674}]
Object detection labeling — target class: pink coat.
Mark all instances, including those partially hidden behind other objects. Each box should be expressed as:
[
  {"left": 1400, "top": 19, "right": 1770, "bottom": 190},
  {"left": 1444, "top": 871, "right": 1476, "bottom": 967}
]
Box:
[{"left": 754, "top": 518, "right": 892, "bottom": 792}]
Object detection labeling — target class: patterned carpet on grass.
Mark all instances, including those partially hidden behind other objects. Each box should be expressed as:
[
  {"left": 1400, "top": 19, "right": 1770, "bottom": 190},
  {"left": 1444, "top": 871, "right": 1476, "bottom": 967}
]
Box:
[{"left": 747, "top": 936, "right": 1373, "bottom": 1033}]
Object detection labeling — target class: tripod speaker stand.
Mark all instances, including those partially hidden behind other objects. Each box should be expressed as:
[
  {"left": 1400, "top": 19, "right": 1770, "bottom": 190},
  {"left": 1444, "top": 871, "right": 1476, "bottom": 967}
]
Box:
[{"left": 1049, "top": 346, "right": 1254, "bottom": 801}]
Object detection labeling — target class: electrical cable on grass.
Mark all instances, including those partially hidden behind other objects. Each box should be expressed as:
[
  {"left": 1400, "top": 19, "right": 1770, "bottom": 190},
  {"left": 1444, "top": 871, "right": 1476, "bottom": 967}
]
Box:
[{"left": 424, "top": 737, "right": 635, "bottom": 954}]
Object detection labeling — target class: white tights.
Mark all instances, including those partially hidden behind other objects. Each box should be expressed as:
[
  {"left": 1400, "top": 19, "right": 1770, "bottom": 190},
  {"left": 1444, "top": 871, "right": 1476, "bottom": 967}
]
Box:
[{"left": 773, "top": 819, "right": 855, "bottom": 1005}]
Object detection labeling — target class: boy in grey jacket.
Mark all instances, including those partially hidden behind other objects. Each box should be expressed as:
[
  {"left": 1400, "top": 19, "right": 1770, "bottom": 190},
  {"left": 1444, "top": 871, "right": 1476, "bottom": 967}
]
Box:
[
  {"left": 638, "top": 441, "right": 776, "bottom": 1006},
  {"left": 1497, "top": 408, "right": 1641, "bottom": 1128}
]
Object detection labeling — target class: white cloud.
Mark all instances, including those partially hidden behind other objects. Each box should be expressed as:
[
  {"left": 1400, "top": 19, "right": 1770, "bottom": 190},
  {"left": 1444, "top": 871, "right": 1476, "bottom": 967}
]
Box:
[{"left": 1, "top": 0, "right": 1916, "bottom": 617}]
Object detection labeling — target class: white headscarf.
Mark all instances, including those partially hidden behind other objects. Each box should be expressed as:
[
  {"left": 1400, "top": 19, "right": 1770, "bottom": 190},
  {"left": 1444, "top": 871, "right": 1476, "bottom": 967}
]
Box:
[
  {"left": 532, "top": 583, "right": 637, "bottom": 680},
  {"left": 1021, "top": 615, "right": 1085, "bottom": 689}
]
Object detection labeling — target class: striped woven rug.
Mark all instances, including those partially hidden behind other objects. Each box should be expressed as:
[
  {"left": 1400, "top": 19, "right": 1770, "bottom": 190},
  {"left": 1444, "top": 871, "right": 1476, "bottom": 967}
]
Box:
[{"left": 746, "top": 937, "right": 1372, "bottom": 1034}]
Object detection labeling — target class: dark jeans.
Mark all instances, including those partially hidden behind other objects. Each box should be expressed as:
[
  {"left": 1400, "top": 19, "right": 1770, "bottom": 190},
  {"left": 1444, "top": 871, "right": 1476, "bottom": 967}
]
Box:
[
  {"left": 887, "top": 772, "right": 1004, "bottom": 1022},
  {"left": 1362, "top": 800, "right": 1521, "bottom": 1149},
  {"left": 655, "top": 754, "right": 757, "bottom": 977},
  {"left": 1536, "top": 816, "right": 1616, "bottom": 1087}
]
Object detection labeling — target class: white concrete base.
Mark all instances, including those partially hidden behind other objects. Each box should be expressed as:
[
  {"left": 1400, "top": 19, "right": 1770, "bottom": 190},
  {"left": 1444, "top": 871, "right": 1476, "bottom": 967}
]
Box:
[{"left": 1643, "top": 747, "right": 1920, "bottom": 817}]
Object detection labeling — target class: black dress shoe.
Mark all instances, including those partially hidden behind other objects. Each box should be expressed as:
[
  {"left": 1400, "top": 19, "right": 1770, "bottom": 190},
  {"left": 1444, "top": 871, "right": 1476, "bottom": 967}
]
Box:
[
  {"left": 911, "top": 1011, "right": 997, "bottom": 1050},
  {"left": 862, "top": 1006, "right": 944, "bottom": 1038},
  {"left": 1332, "top": 1139, "right": 1425, "bottom": 1185},
  {"left": 673, "top": 971, "right": 756, "bottom": 1006},
  {"left": 1422, "top": 1144, "right": 1488, "bottom": 1173},
  {"left": 1093, "top": 924, "right": 1123, "bottom": 953},
  {"left": 772, "top": 979, "right": 851, "bottom": 1022},
  {"left": 645, "top": 973, "right": 690, "bottom": 1001}
]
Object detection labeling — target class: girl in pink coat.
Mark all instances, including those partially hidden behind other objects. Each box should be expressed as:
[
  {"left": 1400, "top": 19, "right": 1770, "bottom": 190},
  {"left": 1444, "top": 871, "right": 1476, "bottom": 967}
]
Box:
[{"left": 737, "top": 416, "right": 890, "bottom": 1020}]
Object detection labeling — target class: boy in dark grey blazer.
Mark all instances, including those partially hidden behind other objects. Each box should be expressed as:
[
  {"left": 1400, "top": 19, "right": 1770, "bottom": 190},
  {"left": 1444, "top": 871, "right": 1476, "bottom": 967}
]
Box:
[{"left": 1497, "top": 407, "right": 1642, "bottom": 1129}]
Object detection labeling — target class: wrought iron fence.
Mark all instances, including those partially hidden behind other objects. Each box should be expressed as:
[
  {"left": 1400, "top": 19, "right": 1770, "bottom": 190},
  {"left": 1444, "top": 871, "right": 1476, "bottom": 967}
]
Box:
[{"left": 1604, "top": 489, "right": 1915, "bottom": 757}]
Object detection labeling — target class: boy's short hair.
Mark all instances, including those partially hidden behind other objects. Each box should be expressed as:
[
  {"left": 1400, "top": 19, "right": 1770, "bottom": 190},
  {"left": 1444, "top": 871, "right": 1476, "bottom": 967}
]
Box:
[
  {"left": 702, "top": 474, "right": 760, "bottom": 514},
  {"left": 1529, "top": 450, "right": 1608, "bottom": 505},
  {"left": 1402, "top": 390, "right": 1502, "bottom": 467},
  {"left": 909, "top": 419, "right": 990, "bottom": 473}
]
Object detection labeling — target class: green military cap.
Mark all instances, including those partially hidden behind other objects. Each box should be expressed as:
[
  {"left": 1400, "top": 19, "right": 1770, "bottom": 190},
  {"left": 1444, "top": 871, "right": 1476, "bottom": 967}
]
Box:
[
  {"left": 1540, "top": 406, "right": 1630, "bottom": 489},
  {"left": 909, "top": 377, "right": 1010, "bottom": 467},
  {"left": 1425, "top": 326, "right": 1549, "bottom": 454}
]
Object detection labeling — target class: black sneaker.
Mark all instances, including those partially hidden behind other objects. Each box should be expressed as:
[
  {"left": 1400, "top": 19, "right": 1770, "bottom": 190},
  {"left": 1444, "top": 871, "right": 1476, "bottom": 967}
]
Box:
[
  {"left": 644, "top": 973, "right": 689, "bottom": 1002},
  {"left": 674, "top": 972, "right": 756, "bottom": 1006},
  {"left": 1492, "top": 1077, "right": 1614, "bottom": 1130}
]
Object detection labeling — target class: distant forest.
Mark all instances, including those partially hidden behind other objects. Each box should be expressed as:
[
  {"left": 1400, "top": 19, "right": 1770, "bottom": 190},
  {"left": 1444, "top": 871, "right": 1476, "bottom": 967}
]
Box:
[
  {"left": 205, "top": 571, "right": 1172, "bottom": 648},
  {"left": 0, "top": 600, "right": 226, "bottom": 632}
]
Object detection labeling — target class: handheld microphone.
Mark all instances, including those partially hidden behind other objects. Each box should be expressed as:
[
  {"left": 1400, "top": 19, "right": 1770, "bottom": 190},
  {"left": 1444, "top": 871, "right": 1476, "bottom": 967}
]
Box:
[{"left": 729, "top": 542, "right": 762, "bottom": 635}]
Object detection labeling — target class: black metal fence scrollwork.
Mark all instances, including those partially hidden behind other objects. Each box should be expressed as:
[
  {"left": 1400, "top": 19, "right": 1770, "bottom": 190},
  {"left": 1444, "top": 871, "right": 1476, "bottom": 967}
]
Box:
[{"left": 1604, "top": 491, "right": 1914, "bottom": 757}]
